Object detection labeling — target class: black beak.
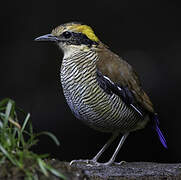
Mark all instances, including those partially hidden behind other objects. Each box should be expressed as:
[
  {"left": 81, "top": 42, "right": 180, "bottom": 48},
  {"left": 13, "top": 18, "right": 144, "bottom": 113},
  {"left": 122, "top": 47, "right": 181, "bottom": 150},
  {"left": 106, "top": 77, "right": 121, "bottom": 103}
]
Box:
[{"left": 34, "top": 34, "right": 59, "bottom": 42}]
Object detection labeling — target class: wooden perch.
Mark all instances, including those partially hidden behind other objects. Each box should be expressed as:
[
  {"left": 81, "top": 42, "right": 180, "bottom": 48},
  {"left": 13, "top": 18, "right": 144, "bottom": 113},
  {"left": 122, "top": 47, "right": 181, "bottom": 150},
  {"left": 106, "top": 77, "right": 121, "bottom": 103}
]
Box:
[
  {"left": 1, "top": 160, "right": 181, "bottom": 179},
  {"left": 55, "top": 161, "right": 181, "bottom": 180}
]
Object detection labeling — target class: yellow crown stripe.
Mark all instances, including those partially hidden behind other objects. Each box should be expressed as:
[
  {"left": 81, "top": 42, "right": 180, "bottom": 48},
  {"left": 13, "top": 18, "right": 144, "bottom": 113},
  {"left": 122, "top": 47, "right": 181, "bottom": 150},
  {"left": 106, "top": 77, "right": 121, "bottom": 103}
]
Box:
[{"left": 72, "top": 25, "right": 99, "bottom": 42}]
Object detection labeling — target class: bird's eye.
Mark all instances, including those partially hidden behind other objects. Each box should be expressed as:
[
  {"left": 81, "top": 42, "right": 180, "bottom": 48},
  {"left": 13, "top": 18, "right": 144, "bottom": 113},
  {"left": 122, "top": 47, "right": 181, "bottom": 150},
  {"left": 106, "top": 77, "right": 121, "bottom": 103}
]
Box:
[{"left": 62, "top": 31, "right": 72, "bottom": 39}]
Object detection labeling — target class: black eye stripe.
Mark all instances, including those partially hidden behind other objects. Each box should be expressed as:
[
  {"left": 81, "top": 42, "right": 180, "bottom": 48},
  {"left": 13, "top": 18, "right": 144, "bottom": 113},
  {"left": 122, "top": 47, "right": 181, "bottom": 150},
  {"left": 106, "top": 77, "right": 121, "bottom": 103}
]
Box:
[
  {"left": 60, "top": 31, "right": 98, "bottom": 46},
  {"left": 70, "top": 32, "right": 98, "bottom": 46}
]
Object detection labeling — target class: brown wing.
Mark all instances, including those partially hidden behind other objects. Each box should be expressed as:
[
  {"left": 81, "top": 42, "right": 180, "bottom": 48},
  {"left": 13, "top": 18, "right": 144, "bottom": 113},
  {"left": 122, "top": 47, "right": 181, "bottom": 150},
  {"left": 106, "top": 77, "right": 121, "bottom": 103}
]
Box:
[{"left": 96, "top": 43, "right": 155, "bottom": 113}]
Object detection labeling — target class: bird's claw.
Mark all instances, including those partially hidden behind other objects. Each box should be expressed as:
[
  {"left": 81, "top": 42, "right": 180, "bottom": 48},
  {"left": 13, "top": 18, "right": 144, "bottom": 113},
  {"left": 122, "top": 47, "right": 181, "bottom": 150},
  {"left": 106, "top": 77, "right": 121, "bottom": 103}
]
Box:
[
  {"left": 70, "top": 159, "right": 101, "bottom": 166},
  {"left": 70, "top": 159, "right": 89, "bottom": 166},
  {"left": 114, "top": 160, "right": 127, "bottom": 165},
  {"left": 70, "top": 159, "right": 127, "bottom": 166}
]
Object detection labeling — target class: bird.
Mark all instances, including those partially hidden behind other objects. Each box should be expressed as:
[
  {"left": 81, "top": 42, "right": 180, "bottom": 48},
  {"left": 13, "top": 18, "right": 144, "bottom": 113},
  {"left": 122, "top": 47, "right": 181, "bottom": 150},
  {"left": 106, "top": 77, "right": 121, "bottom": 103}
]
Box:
[{"left": 35, "top": 22, "right": 167, "bottom": 166}]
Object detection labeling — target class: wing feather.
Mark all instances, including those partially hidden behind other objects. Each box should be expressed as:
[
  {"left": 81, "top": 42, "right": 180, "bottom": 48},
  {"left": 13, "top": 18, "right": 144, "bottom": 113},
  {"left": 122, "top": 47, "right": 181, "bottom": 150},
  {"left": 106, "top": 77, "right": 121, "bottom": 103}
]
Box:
[{"left": 96, "top": 43, "right": 154, "bottom": 113}]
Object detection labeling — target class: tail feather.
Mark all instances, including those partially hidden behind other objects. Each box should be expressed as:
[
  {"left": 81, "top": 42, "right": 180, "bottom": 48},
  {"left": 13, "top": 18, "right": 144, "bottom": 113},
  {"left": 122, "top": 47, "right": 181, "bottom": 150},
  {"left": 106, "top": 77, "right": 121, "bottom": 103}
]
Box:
[{"left": 153, "top": 114, "right": 168, "bottom": 149}]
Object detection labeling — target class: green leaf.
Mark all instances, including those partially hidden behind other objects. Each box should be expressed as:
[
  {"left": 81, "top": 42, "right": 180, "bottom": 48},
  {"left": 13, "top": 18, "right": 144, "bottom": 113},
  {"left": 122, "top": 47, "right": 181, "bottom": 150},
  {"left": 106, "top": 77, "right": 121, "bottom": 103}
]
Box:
[
  {"left": 37, "top": 131, "right": 60, "bottom": 146},
  {"left": 0, "top": 107, "right": 6, "bottom": 111},
  {"left": 37, "top": 158, "right": 49, "bottom": 177},
  {"left": 0, "top": 143, "right": 16, "bottom": 165},
  {"left": 0, "top": 98, "right": 10, "bottom": 107},
  {"left": 46, "top": 165, "right": 67, "bottom": 180},
  {"left": 0, "top": 120, "right": 3, "bottom": 128},
  {"left": 4, "top": 100, "right": 12, "bottom": 127},
  {"left": 0, "top": 156, "right": 6, "bottom": 164},
  {"left": 9, "top": 100, "right": 15, "bottom": 118},
  {"left": 32, "top": 174, "right": 39, "bottom": 180},
  {"left": 21, "top": 113, "right": 30, "bottom": 133}
]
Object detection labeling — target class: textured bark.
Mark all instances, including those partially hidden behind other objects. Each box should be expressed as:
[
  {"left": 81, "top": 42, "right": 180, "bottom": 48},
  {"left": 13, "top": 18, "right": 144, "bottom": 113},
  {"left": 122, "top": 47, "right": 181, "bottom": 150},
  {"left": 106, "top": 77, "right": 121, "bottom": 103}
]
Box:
[
  {"left": 66, "top": 161, "right": 181, "bottom": 180},
  {"left": 1, "top": 160, "right": 181, "bottom": 180}
]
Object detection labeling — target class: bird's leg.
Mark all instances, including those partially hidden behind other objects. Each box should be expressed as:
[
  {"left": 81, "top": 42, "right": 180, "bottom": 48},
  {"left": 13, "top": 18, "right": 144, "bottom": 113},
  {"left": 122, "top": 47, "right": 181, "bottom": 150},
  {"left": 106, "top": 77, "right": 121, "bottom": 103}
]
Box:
[
  {"left": 70, "top": 132, "right": 119, "bottom": 166},
  {"left": 91, "top": 132, "right": 119, "bottom": 163},
  {"left": 102, "top": 132, "right": 129, "bottom": 166}
]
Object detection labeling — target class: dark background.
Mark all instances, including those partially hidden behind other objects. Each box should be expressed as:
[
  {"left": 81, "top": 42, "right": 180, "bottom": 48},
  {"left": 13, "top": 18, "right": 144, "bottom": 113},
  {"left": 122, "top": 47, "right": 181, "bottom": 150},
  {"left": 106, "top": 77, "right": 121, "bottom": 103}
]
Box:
[{"left": 0, "top": 1, "right": 180, "bottom": 163}]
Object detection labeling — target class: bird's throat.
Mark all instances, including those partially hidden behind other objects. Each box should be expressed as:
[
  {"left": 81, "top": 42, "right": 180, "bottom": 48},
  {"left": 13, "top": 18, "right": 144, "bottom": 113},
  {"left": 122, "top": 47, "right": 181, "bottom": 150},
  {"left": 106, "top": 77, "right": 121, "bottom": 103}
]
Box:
[{"left": 61, "top": 50, "right": 98, "bottom": 89}]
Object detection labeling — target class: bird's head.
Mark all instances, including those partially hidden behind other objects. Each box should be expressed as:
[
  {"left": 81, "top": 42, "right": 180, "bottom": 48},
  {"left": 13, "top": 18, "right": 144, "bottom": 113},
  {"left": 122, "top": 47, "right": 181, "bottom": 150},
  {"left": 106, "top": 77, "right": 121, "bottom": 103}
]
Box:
[{"left": 35, "top": 22, "right": 100, "bottom": 57}]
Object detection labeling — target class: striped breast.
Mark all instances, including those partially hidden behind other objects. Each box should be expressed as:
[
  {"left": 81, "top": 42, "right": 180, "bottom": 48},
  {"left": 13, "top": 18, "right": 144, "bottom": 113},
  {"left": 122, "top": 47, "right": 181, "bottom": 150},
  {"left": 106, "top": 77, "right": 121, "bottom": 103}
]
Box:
[{"left": 60, "top": 50, "right": 145, "bottom": 133}]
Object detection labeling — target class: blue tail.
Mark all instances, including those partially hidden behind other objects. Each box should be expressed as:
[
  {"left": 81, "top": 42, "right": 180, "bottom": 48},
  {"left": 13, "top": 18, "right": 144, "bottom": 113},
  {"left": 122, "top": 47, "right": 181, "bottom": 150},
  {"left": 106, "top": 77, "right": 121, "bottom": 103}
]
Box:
[{"left": 153, "top": 114, "right": 168, "bottom": 149}]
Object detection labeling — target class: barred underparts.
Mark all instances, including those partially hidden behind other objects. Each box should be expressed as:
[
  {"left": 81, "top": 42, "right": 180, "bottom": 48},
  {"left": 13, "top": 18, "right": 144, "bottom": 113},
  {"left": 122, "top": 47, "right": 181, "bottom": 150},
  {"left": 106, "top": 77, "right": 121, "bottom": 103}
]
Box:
[{"left": 61, "top": 50, "right": 144, "bottom": 133}]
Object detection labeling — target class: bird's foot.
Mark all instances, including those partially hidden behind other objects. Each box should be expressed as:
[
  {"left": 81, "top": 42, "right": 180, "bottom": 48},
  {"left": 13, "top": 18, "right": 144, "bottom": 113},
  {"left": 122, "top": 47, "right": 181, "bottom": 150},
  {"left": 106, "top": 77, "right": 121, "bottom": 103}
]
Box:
[
  {"left": 114, "top": 161, "right": 127, "bottom": 165},
  {"left": 70, "top": 159, "right": 100, "bottom": 166},
  {"left": 95, "top": 160, "right": 126, "bottom": 166},
  {"left": 70, "top": 159, "right": 126, "bottom": 166}
]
